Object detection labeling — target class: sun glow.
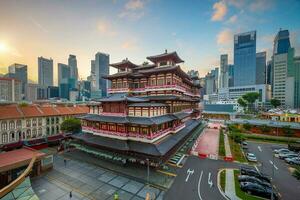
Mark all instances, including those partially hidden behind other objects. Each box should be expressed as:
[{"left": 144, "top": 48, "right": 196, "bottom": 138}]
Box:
[{"left": 0, "top": 42, "right": 8, "bottom": 53}]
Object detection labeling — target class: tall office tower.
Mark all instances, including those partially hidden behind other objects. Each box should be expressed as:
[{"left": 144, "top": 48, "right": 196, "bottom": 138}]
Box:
[
  {"left": 68, "top": 54, "right": 78, "bottom": 88},
  {"left": 256, "top": 52, "right": 267, "bottom": 84},
  {"left": 205, "top": 68, "right": 219, "bottom": 95},
  {"left": 26, "top": 83, "right": 38, "bottom": 101},
  {"left": 91, "top": 60, "right": 95, "bottom": 75},
  {"left": 0, "top": 77, "right": 22, "bottom": 102},
  {"left": 58, "top": 63, "right": 70, "bottom": 85},
  {"left": 95, "top": 52, "right": 109, "bottom": 97},
  {"left": 234, "top": 31, "right": 256, "bottom": 86},
  {"left": 228, "top": 64, "right": 234, "bottom": 87},
  {"left": 38, "top": 57, "right": 53, "bottom": 87},
  {"left": 272, "top": 29, "right": 291, "bottom": 107},
  {"left": 273, "top": 29, "right": 291, "bottom": 55},
  {"left": 8, "top": 63, "right": 27, "bottom": 98},
  {"left": 293, "top": 56, "right": 300, "bottom": 109},
  {"left": 266, "top": 61, "right": 273, "bottom": 85},
  {"left": 58, "top": 63, "right": 70, "bottom": 99},
  {"left": 219, "top": 54, "right": 229, "bottom": 88}
]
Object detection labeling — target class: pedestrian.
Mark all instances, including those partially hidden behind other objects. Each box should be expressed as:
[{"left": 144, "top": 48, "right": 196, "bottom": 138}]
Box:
[
  {"left": 64, "top": 159, "right": 67, "bottom": 167},
  {"left": 69, "top": 191, "right": 72, "bottom": 199}
]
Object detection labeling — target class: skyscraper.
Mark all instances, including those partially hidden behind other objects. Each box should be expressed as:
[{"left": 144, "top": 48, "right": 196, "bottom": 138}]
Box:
[
  {"left": 219, "top": 54, "right": 229, "bottom": 89},
  {"left": 273, "top": 29, "right": 291, "bottom": 55},
  {"left": 95, "top": 52, "right": 109, "bottom": 97},
  {"left": 58, "top": 63, "right": 70, "bottom": 85},
  {"left": 7, "top": 63, "right": 27, "bottom": 99},
  {"left": 0, "top": 77, "right": 22, "bottom": 102},
  {"left": 266, "top": 60, "right": 273, "bottom": 85},
  {"left": 272, "top": 29, "right": 292, "bottom": 107},
  {"left": 234, "top": 31, "right": 256, "bottom": 86},
  {"left": 256, "top": 52, "right": 266, "bottom": 84},
  {"left": 68, "top": 54, "right": 78, "bottom": 88},
  {"left": 38, "top": 57, "right": 53, "bottom": 87},
  {"left": 228, "top": 64, "right": 234, "bottom": 87},
  {"left": 205, "top": 68, "right": 219, "bottom": 95}
]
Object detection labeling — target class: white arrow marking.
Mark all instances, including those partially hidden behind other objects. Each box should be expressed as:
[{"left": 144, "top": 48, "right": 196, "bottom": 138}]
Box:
[
  {"left": 258, "top": 146, "right": 262, "bottom": 152},
  {"left": 269, "top": 160, "right": 278, "bottom": 170},
  {"left": 198, "top": 170, "right": 203, "bottom": 200},
  {"left": 185, "top": 168, "right": 194, "bottom": 182},
  {"left": 208, "top": 172, "right": 213, "bottom": 188}
]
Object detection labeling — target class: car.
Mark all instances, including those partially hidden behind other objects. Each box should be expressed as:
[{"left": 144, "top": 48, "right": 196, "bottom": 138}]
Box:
[
  {"left": 246, "top": 153, "right": 257, "bottom": 162},
  {"left": 285, "top": 157, "right": 300, "bottom": 165},
  {"left": 240, "top": 167, "right": 271, "bottom": 183},
  {"left": 238, "top": 175, "right": 272, "bottom": 188},
  {"left": 240, "top": 182, "right": 278, "bottom": 200},
  {"left": 242, "top": 142, "right": 248, "bottom": 149},
  {"left": 278, "top": 152, "right": 298, "bottom": 159},
  {"left": 274, "top": 148, "right": 290, "bottom": 154}
]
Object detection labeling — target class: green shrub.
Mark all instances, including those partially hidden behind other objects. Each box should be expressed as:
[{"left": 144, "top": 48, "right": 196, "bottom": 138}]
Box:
[
  {"left": 229, "top": 132, "right": 245, "bottom": 144},
  {"left": 243, "top": 123, "right": 252, "bottom": 131},
  {"left": 293, "top": 166, "right": 300, "bottom": 180},
  {"left": 61, "top": 118, "right": 81, "bottom": 133}
]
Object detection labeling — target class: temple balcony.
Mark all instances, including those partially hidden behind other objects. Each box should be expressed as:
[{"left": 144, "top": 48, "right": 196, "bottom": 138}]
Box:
[
  {"left": 145, "top": 84, "right": 186, "bottom": 93},
  {"left": 108, "top": 88, "right": 130, "bottom": 93},
  {"left": 81, "top": 123, "right": 185, "bottom": 143},
  {"left": 99, "top": 112, "right": 126, "bottom": 117}
]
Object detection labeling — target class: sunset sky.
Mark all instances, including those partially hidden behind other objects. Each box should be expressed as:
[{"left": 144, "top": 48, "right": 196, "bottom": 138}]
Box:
[{"left": 0, "top": 0, "right": 300, "bottom": 85}]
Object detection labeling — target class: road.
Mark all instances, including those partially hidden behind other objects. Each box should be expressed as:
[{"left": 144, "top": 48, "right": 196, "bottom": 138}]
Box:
[
  {"left": 164, "top": 156, "right": 239, "bottom": 200},
  {"left": 247, "top": 142, "right": 300, "bottom": 200}
]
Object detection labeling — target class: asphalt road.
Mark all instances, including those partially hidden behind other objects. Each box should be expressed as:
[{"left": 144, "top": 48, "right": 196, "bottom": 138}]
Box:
[
  {"left": 164, "top": 156, "right": 239, "bottom": 200},
  {"left": 247, "top": 142, "right": 300, "bottom": 200}
]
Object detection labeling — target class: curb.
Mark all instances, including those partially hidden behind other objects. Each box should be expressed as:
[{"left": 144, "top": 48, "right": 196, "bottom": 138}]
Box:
[{"left": 217, "top": 169, "right": 230, "bottom": 200}]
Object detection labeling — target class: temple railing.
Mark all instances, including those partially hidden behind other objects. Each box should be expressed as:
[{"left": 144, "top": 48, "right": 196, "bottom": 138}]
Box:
[
  {"left": 107, "top": 84, "right": 200, "bottom": 97},
  {"left": 82, "top": 123, "right": 185, "bottom": 141},
  {"left": 100, "top": 112, "right": 126, "bottom": 117}
]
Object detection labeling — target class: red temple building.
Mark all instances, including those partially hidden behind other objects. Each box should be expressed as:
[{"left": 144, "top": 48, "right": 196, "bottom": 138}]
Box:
[{"left": 72, "top": 51, "right": 202, "bottom": 167}]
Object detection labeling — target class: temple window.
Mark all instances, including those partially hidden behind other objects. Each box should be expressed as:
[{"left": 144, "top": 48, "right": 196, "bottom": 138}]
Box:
[
  {"left": 26, "top": 120, "right": 31, "bottom": 127},
  {"left": 141, "top": 128, "right": 149, "bottom": 134},
  {"left": 9, "top": 121, "right": 15, "bottom": 129},
  {"left": 101, "top": 124, "right": 107, "bottom": 130},
  {"left": 157, "top": 78, "right": 164, "bottom": 85},
  {"left": 109, "top": 124, "right": 116, "bottom": 131},
  {"left": 32, "top": 119, "right": 37, "bottom": 127},
  {"left": 135, "top": 108, "right": 141, "bottom": 116},
  {"left": 1, "top": 121, "right": 7, "bottom": 131},
  {"left": 129, "top": 108, "right": 134, "bottom": 116},
  {"left": 16, "top": 120, "right": 22, "bottom": 128}
]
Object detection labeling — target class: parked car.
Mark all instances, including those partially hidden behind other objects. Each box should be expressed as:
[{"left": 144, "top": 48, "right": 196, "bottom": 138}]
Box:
[
  {"left": 288, "top": 141, "right": 300, "bottom": 152},
  {"left": 242, "top": 142, "right": 248, "bottom": 149},
  {"left": 238, "top": 175, "right": 271, "bottom": 188},
  {"left": 273, "top": 148, "right": 290, "bottom": 154},
  {"left": 285, "top": 157, "right": 300, "bottom": 165},
  {"left": 240, "top": 182, "right": 278, "bottom": 200},
  {"left": 240, "top": 167, "right": 271, "bottom": 183},
  {"left": 278, "top": 152, "right": 298, "bottom": 159},
  {"left": 246, "top": 153, "right": 257, "bottom": 162}
]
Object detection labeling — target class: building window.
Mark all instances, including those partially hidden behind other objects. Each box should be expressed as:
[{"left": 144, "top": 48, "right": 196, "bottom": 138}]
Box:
[
  {"left": 46, "top": 118, "right": 50, "bottom": 125},
  {"left": 26, "top": 129, "right": 31, "bottom": 138},
  {"left": 46, "top": 127, "right": 50, "bottom": 135},
  {"left": 38, "top": 118, "right": 42, "bottom": 126},
  {"left": 2, "top": 132, "right": 8, "bottom": 144},
  {"left": 26, "top": 120, "right": 31, "bottom": 127},
  {"left": 32, "top": 129, "right": 37, "bottom": 138},
  {"left": 141, "top": 128, "right": 149, "bottom": 134},
  {"left": 51, "top": 126, "right": 55, "bottom": 135},
  {"left": 32, "top": 119, "right": 37, "bottom": 127},
  {"left": 16, "top": 120, "right": 22, "bottom": 128},
  {"left": 129, "top": 126, "right": 138, "bottom": 133},
  {"left": 51, "top": 118, "right": 55, "bottom": 124},
  {"left": 56, "top": 117, "right": 59, "bottom": 124},
  {"left": 38, "top": 128, "right": 43, "bottom": 136},
  {"left": 1, "top": 121, "right": 7, "bottom": 131},
  {"left": 56, "top": 126, "right": 59, "bottom": 133},
  {"left": 10, "top": 132, "right": 15, "bottom": 141},
  {"left": 9, "top": 121, "right": 15, "bottom": 130},
  {"left": 109, "top": 124, "right": 116, "bottom": 131}
]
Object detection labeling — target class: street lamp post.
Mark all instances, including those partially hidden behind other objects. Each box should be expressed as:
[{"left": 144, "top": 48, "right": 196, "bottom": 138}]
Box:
[{"left": 146, "top": 158, "right": 150, "bottom": 187}]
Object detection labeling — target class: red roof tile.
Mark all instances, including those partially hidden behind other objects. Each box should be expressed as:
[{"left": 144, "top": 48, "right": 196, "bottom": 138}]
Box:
[
  {"left": 19, "top": 105, "right": 44, "bottom": 117},
  {"left": 0, "top": 105, "right": 23, "bottom": 120}
]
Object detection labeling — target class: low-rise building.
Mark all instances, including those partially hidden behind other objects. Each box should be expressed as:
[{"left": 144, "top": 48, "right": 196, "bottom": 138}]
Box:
[
  {"left": 0, "top": 104, "right": 88, "bottom": 146},
  {"left": 0, "top": 77, "right": 22, "bottom": 102}
]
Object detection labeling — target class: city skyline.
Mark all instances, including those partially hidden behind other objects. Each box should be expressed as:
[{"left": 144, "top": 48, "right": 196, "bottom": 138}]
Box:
[{"left": 0, "top": 0, "right": 300, "bottom": 84}]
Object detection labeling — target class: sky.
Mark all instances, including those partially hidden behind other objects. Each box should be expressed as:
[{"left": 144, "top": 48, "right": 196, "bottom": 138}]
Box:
[{"left": 0, "top": 0, "right": 300, "bottom": 85}]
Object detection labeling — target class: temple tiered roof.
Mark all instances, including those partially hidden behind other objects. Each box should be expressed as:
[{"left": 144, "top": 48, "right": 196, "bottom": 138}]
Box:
[
  {"left": 146, "top": 51, "right": 184, "bottom": 64},
  {"left": 110, "top": 59, "right": 139, "bottom": 69}
]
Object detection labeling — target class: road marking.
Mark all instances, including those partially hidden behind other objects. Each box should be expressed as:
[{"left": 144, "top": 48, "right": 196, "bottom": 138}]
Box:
[
  {"left": 185, "top": 168, "right": 194, "bottom": 182},
  {"left": 208, "top": 172, "right": 213, "bottom": 188},
  {"left": 254, "top": 165, "right": 260, "bottom": 172},
  {"left": 197, "top": 170, "right": 203, "bottom": 200},
  {"left": 269, "top": 160, "right": 278, "bottom": 170},
  {"left": 258, "top": 146, "right": 262, "bottom": 152}
]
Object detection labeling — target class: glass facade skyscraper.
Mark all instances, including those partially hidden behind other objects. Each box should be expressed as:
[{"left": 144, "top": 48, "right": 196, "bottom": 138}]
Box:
[
  {"left": 273, "top": 29, "right": 291, "bottom": 55},
  {"left": 234, "top": 31, "right": 256, "bottom": 86},
  {"left": 38, "top": 57, "right": 53, "bottom": 87},
  {"left": 256, "top": 51, "right": 266, "bottom": 84},
  {"left": 95, "top": 52, "right": 109, "bottom": 97}
]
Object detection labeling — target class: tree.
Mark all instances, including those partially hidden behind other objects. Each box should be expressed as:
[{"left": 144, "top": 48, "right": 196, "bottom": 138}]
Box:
[
  {"left": 61, "top": 118, "right": 81, "bottom": 134},
  {"left": 270, "top": 98, "right": 281, "bottom": 108},
  {"left": 242, "top": 92, "right": 260, "bottom": 112},
  {"left": 243, "top": 123, "right": 252, "bottom": 131},
  {"left": 238, "top": 98, "right": 247, "bottom": 111},
  {"left": 260, "top": 125, "right": 271, "bottom": 133}
]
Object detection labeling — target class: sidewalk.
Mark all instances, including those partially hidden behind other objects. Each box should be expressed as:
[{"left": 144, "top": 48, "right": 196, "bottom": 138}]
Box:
[
  {"left": 225, "top": 169, "right": 241, "bottom": 200},
  {"left": 224, "top": 134, "right": 233, "bottom": 161}
]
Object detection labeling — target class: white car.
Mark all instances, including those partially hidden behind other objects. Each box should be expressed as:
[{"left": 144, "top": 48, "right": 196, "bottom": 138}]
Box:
[
  {"left": 273, "top": 148, "right": 289, "bottom": 154},
  {"left": 246, "top": 153, "right": 257, "bottom": 162}
]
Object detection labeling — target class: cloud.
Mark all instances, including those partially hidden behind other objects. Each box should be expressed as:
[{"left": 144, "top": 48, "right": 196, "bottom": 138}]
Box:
[
  {"left": 29, "top": 17, "right": 48, "bottom": 33},
  {"left": 125, "top": 0, "right": 144, "bottom": 10},
  {"left": 249, "top": 0, "right": 273, "bottom": 12},
  {"left": 97, "top": 20, "right": 117, "bottom": 36},
  {"left": 226, "top": 15, "right": 237, "bottom": 24},
  {"left": 119, "top": 0, "right": 145, "bottom": 20},
  {"left": 121, "top": 39, "right": 138, "bottom": 50},
  {"left": 217, "top": 29, "right": 233, "bottom": 45},
  {"left": 211, "top": 1, "right": 228, "bottom": 21}
]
